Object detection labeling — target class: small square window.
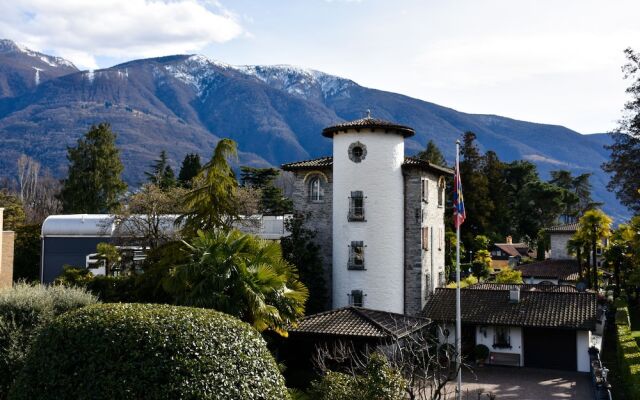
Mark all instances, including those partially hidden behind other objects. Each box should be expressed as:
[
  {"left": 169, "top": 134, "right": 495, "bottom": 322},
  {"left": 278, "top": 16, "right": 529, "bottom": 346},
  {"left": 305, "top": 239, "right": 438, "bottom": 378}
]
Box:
[
  {"left": 348, "top": 241, "right": 365, "bottom": 269},
  {"left": 350, "top": 290, "right": 364, "bottom": 307}
]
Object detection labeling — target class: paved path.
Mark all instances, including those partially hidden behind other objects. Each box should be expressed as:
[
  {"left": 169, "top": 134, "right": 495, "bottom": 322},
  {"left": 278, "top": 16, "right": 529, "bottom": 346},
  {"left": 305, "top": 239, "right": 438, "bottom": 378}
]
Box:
[{"left": 443, "top": 366, "right": 592, "bottom": 399}]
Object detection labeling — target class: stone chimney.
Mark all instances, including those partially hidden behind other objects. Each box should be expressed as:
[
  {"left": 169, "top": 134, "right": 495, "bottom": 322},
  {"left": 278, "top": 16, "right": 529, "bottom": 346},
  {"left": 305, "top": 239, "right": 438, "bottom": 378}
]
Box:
[
  {"left": 506, "top": 235, "right": 513, "bottom": 244},
  {"left": 509, "top": 287, "right": 520, "bottom": 303}
]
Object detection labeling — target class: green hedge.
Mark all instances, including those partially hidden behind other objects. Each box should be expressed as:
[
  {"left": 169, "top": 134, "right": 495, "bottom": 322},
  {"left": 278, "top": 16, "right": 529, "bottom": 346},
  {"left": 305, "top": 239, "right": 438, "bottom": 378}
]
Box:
[
  {"left": 0, "top": 283, "right": 97, "bottom": 399},
  {"left": 616, "top": 323, "right": 640, "bottom": 398},
  {"left": 9, "top": 303, "right": 288, "bottom": 400}
]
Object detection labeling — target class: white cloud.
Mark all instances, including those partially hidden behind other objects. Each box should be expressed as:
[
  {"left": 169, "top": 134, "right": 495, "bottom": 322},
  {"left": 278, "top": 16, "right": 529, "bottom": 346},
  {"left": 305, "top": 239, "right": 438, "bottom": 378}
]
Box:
[{"left": 0, "top": 0, "right": 244, "bottom": 69}]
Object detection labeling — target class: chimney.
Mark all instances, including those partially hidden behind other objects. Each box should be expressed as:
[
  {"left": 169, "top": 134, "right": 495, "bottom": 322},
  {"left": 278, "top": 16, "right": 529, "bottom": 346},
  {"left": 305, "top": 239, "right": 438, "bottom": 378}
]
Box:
[
  {"left": 506, "top": 235, "right": 513, "bottom": 244},
  {"left": 509, "top": 287, "right": 520, "bottom": 303}
]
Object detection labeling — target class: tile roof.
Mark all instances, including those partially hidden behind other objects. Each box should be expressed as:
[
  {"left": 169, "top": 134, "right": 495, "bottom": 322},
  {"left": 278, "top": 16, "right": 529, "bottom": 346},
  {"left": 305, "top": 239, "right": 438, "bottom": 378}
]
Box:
[
  {"left": 281, "top": 156, "right": 333, "bottom": 171},
  {"left": 402, "top": 156, "right": 454, "bottom": 175},
  {"left": 547, "top": 223, "right": 579, "bottom": 233},
  {"left": 322, "top": 117, "right": 415, "bottom": 138},
  {"left": 281, "top": 156, "right": 454, "bottom": 175},
  {"left": 423, "top": 287, "right": 597, "bottom": 331},
  {"left": 468, "top": 283, "right": 579, "bottom": 293},
  {"left": 514, "top": 259, "right": 581, "bottom": 281},
  {"left": 493, "top": 243, "right": 530, "bottom": 257},
  {"left": 291, "top": 307, "right": 431, "bottom": 339}
]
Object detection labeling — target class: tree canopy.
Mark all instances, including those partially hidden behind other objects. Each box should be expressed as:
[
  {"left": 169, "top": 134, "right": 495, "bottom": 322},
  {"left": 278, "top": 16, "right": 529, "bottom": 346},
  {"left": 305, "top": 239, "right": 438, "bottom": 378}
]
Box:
[
  {"left": 603, "top": 48, "right": 640, "bottom": 213},
  {"left": 59, "top": 123, "right": 127, "bottom": 213}
]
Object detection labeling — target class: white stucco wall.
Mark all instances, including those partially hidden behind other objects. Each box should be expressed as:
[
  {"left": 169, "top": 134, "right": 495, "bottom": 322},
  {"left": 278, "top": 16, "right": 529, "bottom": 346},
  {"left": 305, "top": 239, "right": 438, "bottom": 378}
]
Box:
[
  {"left": 476, "top": 326, "right": 523, "bottom": 366},
  {"left": 550, "top": 233, "right": 574, "bottom": 260},
  {"left": 332, "top": 129, "right": 405, "bottom": 313},
  {"left": 577, "top": 330, "right": 591, "bottom": 372}
]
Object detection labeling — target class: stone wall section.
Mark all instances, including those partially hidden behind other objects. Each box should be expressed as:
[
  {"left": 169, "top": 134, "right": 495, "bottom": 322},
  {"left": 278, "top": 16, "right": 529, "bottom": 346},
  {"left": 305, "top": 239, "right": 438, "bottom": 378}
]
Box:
[
  {"left": 404, "top": 168, "right": 447, "bottom": 316},
  {"left": 1, "top": 231, "right": 14, "bottom": 288},
  {"left": 290, "top": 169, "right": 333, "bottom": 309}
]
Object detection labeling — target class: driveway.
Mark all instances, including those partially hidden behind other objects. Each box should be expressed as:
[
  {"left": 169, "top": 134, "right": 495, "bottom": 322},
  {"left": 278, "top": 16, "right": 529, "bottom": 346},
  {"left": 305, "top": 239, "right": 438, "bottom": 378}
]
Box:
[{"left": 443, "top": 366, "right": 592, "bottom": 399}]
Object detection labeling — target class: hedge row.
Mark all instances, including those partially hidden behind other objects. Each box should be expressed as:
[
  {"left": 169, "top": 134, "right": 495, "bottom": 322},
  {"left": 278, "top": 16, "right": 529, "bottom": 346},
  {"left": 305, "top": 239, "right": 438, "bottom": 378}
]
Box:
[
  {"left": 9, "top": 303, "right": 289, "bottom": 400},
  {"left": 616, "top": 324, "right": 640, "bottom": 398}
]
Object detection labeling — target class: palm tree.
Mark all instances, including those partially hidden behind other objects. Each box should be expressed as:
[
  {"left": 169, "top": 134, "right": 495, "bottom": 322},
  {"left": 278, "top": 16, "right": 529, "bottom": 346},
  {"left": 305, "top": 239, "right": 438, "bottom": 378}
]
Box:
[
  {"left": 179, "top": 139, "right": 239, "bottom": 235},
  {"left": 604, "top": 224, "right": 633, "bottom": 296},
  {"left": 567, "top": 236, "right": 587, "bottom": 284},
  {"left": 163, "top": 229, "right": 308, "bottom": 337},
  {"left": 576, "top": 210, "right": 612, "bottom": 290}
]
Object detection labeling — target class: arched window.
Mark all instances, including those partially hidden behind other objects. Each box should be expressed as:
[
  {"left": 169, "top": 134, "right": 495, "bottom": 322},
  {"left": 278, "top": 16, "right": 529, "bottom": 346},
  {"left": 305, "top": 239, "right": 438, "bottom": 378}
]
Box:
[
  {"left": 438, "top": 177, "right": 445, "bottom": 207},
  {"left": 309, "top": 177, "right": 324, "bottom": 202}
]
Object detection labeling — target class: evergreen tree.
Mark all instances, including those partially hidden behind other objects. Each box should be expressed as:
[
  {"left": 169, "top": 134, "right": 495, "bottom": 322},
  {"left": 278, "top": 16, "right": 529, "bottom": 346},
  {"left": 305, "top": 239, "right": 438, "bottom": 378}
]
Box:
[
  {"left": 281, "top": 213, "right": 328, "bottom": 314},
  {"left": 177, "top": 153, "right": 202, "bottom": 187},
  {"left": 60, "top": 123, "right": 127, "bottom": 213},
  {"left": 483, "top": 151, "right": 510, "bottom": 239},
  {"left": 179, "top": 139, "right": 239, "bottom": 234},
  {"left": 459, "top": 132, "right": 493, "bottom": 246},
  {"left": 603, "top": 48, "right": 640, "bottom": 213},
  {"left": 550, "top": 170, "right": 599, "bottom": 222},
  {"left": 416, "top": 140, "right": 447, "bottom": 166},
  {"left": 145, "top": 150, "right": 176, "bottom": 190},
  {"left": 240, "top": 167, "right": 292, "bottom": 215}
]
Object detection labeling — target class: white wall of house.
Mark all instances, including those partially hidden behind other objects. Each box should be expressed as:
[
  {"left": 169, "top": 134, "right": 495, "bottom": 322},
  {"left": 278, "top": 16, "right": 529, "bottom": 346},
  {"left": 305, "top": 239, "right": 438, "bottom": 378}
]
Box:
[
  {"left": 422, "top": 173, "right": 446, "bottom": 297},
  {"left": 576, "top": 330, "right": 591, "bottom": 373},
  {"left": 476, "top": 325, "right": 523, "bottom": 366},
  {"left": 550, "top": 233, "right": 574, "bottom": 259},
  {"left": 523, "top": 276, "right": 559, "bottom": 285},
  {"left": 332, "top": 129, "right": 405, "bottom": 313}
]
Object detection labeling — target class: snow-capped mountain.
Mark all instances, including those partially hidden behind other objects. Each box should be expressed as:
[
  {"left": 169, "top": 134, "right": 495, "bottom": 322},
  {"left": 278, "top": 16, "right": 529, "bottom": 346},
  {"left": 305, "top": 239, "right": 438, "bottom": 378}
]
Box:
[
  {"left": 0, "top": 41, "right": 627, "bottom": 220},
  {"left": 0, "top": 39, "right": 77, "bottom": 97}
]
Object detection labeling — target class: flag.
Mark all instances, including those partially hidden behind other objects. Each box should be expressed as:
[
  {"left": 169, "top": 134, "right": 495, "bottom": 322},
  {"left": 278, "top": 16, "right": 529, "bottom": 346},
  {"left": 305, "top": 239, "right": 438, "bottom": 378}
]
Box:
[{"left": 453, "top": 164, "right": 466, "bottom": 228}]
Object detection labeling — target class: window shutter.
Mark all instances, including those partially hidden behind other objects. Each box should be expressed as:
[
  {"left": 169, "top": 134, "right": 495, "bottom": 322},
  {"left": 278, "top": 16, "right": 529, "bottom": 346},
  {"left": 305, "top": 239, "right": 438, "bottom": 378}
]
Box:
[{"left": 422, "top": 227, "right": 429, "bottom": 250}]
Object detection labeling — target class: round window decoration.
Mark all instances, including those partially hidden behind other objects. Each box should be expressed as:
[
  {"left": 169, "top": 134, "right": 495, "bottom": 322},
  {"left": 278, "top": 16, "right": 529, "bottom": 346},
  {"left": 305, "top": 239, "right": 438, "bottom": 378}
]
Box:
[{"left": 348, "top": 141, "right": 367, "bottom": 163}]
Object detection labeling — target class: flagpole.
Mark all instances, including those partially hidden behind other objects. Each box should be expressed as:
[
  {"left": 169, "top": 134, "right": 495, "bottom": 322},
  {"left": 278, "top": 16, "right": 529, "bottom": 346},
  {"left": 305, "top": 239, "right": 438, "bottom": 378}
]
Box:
[{"left": 455, "top": 139, "right": 462, "bottom": 400}]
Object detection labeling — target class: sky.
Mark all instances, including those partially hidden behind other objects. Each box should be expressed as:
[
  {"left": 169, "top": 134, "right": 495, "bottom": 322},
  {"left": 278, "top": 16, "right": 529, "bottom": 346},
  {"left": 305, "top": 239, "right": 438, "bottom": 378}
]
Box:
[{"left": 0, "top": 0, "right": 638, "bottom": 134}]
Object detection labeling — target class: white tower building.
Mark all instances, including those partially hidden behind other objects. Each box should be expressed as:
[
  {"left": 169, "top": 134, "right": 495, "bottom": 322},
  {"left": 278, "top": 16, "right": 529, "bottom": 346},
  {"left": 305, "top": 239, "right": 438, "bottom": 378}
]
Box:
[
  {"left": 322, "top": 116, "right": 414, "bottom": 314},
  {"left": 282, "top": 115, "right": 452, "bottom": 316}
]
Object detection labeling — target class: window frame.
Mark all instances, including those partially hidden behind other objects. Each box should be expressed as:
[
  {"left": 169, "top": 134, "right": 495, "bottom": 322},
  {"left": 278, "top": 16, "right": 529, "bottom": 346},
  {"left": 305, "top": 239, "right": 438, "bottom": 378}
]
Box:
[
  {"left": 348, "top": 191, "right": 366, "bottom": 221},
  {"left": 348, "top": 241, "right": 366, "bottom": 270},
  {"left": 437, "top": 176, "right": 445, "bottom": 208},
  {"left": 493, "top": 326, "right": 511, "bottom": 349},
  {"left": 350, "top": 290, "right": 364, "bottom": 307},
  {"left": 308, "top": 176, "right": 324, "bottom": 203}
]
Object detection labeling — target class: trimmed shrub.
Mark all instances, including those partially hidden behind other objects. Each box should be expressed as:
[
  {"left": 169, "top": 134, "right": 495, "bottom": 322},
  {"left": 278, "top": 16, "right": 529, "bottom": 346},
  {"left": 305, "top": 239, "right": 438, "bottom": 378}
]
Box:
[
  {"left": 0, "top": 283, "right": 97, "bottom": 398},
  {"left": 474, "top": 344, "right": 490, "bottom": 361},
  {"left": 311, "top": 353, "right": 406, "bottom": 400},
  {"left": 616, "top": 323, "right": 640, "bottom": 398},
  {"left": 9, "top": 303, "right": 289, "bottom": 400}
]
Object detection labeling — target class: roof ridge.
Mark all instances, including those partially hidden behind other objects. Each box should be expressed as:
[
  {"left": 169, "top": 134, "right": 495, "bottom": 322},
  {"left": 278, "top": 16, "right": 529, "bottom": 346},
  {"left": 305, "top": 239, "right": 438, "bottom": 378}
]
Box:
[{"left": 351, "top": 307, "right": 396, "bottom": 337}]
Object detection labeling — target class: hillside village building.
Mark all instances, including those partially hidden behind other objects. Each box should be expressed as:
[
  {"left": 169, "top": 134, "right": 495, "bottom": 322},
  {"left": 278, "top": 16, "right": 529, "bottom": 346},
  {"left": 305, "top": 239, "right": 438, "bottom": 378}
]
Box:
[{"left": 282, "top": 116, "right": 452, "bottom": 316}]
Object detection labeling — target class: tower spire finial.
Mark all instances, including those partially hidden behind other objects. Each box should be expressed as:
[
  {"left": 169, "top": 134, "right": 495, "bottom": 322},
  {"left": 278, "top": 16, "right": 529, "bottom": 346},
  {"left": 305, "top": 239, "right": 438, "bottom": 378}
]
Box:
[{"left": 366, "top": 109, "right": 371, "bottom": 118}]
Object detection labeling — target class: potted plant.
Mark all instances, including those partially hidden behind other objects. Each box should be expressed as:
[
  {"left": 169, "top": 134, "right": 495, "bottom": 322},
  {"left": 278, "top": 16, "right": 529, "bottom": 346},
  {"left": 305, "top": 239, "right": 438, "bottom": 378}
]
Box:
[{"left": 474, "top": 344, "right": 490, "bottom": 366}]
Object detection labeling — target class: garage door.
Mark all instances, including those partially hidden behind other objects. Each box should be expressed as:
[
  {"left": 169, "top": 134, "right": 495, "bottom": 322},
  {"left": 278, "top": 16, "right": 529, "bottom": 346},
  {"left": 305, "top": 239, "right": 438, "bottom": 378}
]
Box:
[{"left": 523, "top": 328, "right": 576, "bottom": 371}]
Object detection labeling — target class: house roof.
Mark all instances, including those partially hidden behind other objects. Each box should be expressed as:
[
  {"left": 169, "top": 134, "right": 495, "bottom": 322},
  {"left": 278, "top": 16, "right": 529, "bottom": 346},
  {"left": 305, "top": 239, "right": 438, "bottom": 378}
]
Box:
[
  {"left": 423, "top": 287, "right": 597, "bottom": 331},
  {"left": 321, "top": 116, "right": 415, "bottom": 138},
  {"left": 290, "top": 306, "right": 431, "bottom": 339},
  {"left": 493, "top": 243, "right": 530, "bottom": 257},
  {"left": 281, "top": 156, "right": 453, "bottom": 175},
  {"left": 468, "top": 283, "right": 579, "bottom": 293},
  {"left": 281, "top": 156, "right": 333, "bottom": 171},
  {"left": 514, "top": 259, "right": 580, "bottom": 281},
  {"left": 402, "top": 156, "right": 454, "bottom": 175},
  {"left": 547, "top": 223, "right": 579, "bottom": 233}
]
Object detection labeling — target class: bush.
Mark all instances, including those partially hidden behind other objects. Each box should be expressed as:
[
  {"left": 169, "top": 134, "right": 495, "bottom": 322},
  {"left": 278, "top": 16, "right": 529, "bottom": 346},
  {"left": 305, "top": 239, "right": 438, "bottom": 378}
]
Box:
[
  {"left": 474, "top": 344, "right": 490, "bottom": 361},
  {"left": 616, "top": 303, "right": 631, "bottom": 327},
  {"left": 616, "top": 323, "right": 640, "bottom": 398},
  {"left": 55, "top": 266, "right": 139, "bottom": 303},
  {"left": 9, "top": 303, "right": 289, "bottom": 400},
  {"left": 0, "top": 283, "right": 97, "bottom": 398},
  {"left": 311, "top": 353, "right": 406, "bottom": 400}
]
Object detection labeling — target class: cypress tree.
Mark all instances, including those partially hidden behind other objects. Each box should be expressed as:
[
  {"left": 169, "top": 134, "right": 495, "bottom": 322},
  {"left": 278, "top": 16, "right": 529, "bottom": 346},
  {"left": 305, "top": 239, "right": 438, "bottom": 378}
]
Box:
[
  {"left": 60, "top": 123, "right": 127, "bottom": 213},
  {"left": 177, "top": 153, "right": 202, "bottom": 187},
  {"left": 416, "top": 139, "right": 447, "bottom": 166}
]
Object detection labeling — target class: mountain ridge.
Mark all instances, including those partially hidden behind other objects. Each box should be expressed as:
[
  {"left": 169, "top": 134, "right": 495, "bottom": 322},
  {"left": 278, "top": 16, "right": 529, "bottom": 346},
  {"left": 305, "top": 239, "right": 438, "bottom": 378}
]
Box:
[{"left": 0, "top": 39, "right": 627, "bottom": 220}]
